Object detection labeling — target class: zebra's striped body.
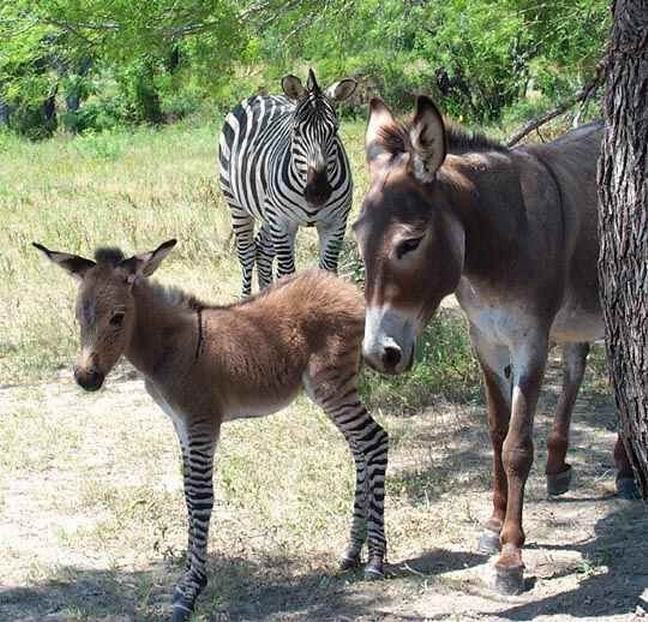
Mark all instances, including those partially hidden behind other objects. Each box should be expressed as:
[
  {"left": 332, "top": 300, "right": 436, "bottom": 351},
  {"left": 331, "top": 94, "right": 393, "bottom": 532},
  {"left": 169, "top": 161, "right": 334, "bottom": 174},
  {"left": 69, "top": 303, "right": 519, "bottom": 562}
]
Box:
[{"left": 218, "top": 71, "right": 356, "bottom": 295}]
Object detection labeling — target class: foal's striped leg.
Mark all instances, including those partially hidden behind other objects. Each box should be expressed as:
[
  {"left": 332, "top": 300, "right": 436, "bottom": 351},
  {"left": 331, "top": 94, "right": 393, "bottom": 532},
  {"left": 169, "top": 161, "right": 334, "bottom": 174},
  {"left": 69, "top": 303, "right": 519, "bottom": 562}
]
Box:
[
  {"left": 172, "top": 421, "right": 218, "bottom": 621},
  {"left": 306, "top": 364, "right": 389, "bottom": 578}
]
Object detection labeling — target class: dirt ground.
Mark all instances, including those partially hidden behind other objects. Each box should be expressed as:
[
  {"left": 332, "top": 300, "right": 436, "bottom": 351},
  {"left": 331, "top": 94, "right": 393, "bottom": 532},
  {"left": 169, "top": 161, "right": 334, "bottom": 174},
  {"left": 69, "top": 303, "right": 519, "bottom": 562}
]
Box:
[{"left": 1, "top": 351, "right": 647, "bottom": 622}]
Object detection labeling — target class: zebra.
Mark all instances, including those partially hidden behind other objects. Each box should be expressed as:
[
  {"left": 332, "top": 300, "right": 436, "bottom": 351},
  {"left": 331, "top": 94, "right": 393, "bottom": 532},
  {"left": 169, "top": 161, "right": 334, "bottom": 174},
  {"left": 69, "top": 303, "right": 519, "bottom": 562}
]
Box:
[{"left": 218, "top": 69, "right": 357, "bottom": 296}]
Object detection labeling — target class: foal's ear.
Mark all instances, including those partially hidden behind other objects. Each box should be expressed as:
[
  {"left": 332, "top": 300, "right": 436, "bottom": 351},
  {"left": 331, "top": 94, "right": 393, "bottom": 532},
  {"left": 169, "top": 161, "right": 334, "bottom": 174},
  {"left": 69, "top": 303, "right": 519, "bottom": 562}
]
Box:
[
  {"left": 32, "top": 242, "right": 95, "bottom": 281},
  {"left": 325, "top": 78, "right": 357, "bottom": 103},
  {"left": 282, "top": 74, "right": 305, "bottom": 101},
  {"left": 409, "top": 95, "right": 446, "bottom": 182},
  {"left": 120, "top": 239, "right": 177, "bottom": 281}
]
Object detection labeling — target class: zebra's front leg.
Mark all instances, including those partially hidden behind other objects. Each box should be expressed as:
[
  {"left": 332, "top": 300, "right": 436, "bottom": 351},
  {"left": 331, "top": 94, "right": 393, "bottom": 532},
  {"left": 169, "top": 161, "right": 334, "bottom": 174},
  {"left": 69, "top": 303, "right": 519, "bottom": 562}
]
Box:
[
  {"left": 172, "top": 425, "right": 218, "bottom": 622},
  {"left": 316, "top": 216, "right": 348, "bottom": 273},
  {"left": 233, "top": 215, "right": 256, "bottom": 297},
  {"left": 254, "top": 222, "right": 275, "bottom": 290},
  {"left": 269, "top": 219, "right": 298, "bottom": 279}
]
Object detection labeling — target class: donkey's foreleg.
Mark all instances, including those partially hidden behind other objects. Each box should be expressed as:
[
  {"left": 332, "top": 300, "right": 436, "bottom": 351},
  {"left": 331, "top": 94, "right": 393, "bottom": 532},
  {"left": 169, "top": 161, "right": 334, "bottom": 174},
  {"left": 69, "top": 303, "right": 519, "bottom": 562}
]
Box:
[
  {"left": 471, "top": 330, "right": 511, "bottom": 556},
  {"left": 494, "top": 338, "right": 548, "bottom": 595},
  {"left": 545, "top": 342, "right": 589, "bottom": 496},
  {"left": 172, "top": 421, "right": 218, "bottom": 622}
]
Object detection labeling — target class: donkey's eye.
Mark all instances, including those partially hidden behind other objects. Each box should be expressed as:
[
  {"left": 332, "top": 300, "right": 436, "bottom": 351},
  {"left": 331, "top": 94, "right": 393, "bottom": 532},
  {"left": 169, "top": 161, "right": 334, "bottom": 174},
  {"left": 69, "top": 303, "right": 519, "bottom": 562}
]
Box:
[
  {"left": 110, "top": 312, "right": 125, "bottom": 327},
  {"left": 396, "top": 237, "right": 423, "bottom": 259}
]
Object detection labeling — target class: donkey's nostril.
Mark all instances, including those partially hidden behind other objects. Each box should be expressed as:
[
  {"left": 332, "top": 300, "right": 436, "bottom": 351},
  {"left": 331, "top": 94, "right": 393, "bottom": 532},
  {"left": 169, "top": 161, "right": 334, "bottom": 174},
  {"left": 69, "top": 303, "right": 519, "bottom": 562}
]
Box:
[
  {"left": 74, "top": 367, "right": 104, "bottom": 392},
  {"left": 382, "top": 345, "right": 402, "bottom": 370}
]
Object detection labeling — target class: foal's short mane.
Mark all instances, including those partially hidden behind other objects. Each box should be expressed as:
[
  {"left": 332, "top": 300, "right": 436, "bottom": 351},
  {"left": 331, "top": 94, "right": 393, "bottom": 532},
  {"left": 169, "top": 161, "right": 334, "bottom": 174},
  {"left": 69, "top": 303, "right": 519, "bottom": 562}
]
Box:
[
  {"left": 94, "top": 247, "right": 125, "bottom": 265},
  {"left": 377, "top": 119, "right": 507, "bottom": 155}
]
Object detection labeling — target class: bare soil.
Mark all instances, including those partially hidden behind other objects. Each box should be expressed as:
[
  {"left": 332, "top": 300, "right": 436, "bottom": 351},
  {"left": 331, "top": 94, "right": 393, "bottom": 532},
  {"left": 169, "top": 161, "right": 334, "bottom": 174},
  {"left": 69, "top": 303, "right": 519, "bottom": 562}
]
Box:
[{"left": 1, "top": 353, "right": 647, "bottom": 622}]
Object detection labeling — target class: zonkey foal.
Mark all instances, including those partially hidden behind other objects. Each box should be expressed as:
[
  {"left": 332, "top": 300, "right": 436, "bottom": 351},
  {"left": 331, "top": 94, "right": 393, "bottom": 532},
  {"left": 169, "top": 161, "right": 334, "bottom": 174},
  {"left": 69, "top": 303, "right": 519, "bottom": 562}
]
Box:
[{"left": 34, "top": 239, "right": 388, "bottom": 621}]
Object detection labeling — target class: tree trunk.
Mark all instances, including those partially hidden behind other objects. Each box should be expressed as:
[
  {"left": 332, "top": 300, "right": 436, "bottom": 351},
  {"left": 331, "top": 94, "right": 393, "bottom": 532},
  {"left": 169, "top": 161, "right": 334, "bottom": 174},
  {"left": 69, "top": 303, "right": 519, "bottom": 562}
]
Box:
[{"left": 597, "top": 0, "right": 648, "bottom": 499}]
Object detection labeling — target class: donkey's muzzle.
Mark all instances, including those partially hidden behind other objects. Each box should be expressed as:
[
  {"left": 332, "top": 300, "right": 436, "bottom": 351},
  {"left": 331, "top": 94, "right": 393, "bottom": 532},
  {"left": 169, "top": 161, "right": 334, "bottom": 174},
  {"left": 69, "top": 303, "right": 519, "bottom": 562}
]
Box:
[
  {"left": 74, "top": 366, "right": 104, "bottom": 391},
  {"left": 304, "top": 169, "right": 332, "bottom": 207}
]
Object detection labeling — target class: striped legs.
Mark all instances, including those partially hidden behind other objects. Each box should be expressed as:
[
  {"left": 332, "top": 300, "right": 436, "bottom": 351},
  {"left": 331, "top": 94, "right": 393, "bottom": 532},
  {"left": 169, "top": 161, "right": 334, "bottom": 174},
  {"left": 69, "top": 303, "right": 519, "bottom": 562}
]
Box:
[
  {"left": 305, "top": 366, "right": 388, "bottom": 578},
  {"left": 232, "top": 212, "right": 256, "bottom": 297},
  {"left": 255, "top": 222, "right": 275, "bottom": 290},
  {"left": 172, "top": 423, "right": 218, "bottom": 621},
  {"left": 269, "top": 217, "right": 298, "bottom": 279},
  {"left": 316, "top": 217, "right": 348, "bottom": 273}
]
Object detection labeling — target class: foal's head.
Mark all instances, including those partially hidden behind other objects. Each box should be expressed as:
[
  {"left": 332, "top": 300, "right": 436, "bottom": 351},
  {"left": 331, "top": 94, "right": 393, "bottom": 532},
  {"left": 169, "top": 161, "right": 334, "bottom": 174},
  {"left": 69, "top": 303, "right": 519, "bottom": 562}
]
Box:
[
  {"left": 353, "top": 96, "right": 465, "bottom": 374},
  {"left": 33, "top": 239, "right": 176, "bottom": 391},
  {"left": 282, "top": 68, "right": 356, "bottom": 206}
]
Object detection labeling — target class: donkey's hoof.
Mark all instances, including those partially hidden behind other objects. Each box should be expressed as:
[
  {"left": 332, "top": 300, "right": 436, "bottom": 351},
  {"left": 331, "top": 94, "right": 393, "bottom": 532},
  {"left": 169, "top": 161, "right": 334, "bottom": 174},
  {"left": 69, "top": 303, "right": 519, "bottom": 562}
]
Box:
[
  {"left": 616, "top": 476, "right": 641, "bottom": 500},
  {"left": 477, "top": 529, "right": 501, "bottom": 555},
  {"left": 171, "top": 601, "right": 193, "bottom": 622},
  {"left": 339, "top": 553, "right": 362, "bottom": 572},
  {"left": 363, "top": 558, "right": 385, "bottom": 581},
  {"left": 492, "top": 563, "right": 525, "bottom": 595},
  {"left": 547, "top": 465, "right": 573, "bottom": 497}
]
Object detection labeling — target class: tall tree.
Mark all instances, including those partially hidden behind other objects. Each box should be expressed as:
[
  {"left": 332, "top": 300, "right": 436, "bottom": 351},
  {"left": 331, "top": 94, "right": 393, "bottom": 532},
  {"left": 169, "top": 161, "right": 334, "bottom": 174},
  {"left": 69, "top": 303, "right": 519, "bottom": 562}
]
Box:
[{"left": 598, "top": 0, "right": 648, "bottom": 499}]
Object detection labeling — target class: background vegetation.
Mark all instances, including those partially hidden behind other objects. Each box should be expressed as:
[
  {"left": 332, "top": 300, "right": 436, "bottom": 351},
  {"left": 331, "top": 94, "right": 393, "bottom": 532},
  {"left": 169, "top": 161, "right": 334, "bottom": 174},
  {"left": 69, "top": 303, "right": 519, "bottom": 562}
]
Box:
[{"left": 2, "top": 0, "right": 609, "bottom": 139}]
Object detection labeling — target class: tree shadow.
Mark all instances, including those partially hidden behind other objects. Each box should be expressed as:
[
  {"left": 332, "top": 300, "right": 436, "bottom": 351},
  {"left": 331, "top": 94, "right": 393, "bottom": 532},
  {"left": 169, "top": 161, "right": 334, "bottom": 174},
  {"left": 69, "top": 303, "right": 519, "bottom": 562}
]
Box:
[
  {"left": 499, "top": 500, "right": 648, "bottom": 620},
  {"left": 0, "top": 547, "right": 487, "bottom": 621}
]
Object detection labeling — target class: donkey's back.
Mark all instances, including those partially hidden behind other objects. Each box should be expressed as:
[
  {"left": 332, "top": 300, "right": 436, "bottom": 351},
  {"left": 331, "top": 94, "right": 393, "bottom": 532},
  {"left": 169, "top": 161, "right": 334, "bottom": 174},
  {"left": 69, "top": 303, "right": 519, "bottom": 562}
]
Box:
[{"left": 523, "top": 122, "right": 604, "bottom": 342}]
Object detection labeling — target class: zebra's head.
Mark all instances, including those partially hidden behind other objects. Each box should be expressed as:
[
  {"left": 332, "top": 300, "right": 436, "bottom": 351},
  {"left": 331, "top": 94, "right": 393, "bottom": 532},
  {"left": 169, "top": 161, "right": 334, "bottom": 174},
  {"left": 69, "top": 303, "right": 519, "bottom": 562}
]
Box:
[{"left": 282, "top": 69, "right": 357, "bottom": 207}]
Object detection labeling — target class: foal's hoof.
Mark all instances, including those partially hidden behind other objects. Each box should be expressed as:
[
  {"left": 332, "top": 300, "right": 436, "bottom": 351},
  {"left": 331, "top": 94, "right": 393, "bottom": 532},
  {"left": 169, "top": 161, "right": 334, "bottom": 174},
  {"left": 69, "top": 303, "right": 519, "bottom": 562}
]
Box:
[
  {"left": 546, "top": 465, "right": 573, "bottom": 497},
  {"left": 616, "top": 476, "right": 641, "bottom": 500},
  {"left": 339, "top": 551, "right": 362, "bottom": 572},
  {"left": 492, "top": 563, "right": 525, "bottom": 595},
  {"left": 477, "top": 529, "right": 501, "bottom": 555},
  {"left": 363, "top": 557, "right": 385, "bottom": 581},
  {"left": 171, "top": 601, "right": 193, "bottom": 622}
]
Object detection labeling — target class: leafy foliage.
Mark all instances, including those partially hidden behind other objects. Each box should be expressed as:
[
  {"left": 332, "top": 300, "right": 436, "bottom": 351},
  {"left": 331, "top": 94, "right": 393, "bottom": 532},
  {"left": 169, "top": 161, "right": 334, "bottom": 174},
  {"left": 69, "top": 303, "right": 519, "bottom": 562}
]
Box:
[{"left": 0, "top": 0, "right": 611, "bottom": 137}]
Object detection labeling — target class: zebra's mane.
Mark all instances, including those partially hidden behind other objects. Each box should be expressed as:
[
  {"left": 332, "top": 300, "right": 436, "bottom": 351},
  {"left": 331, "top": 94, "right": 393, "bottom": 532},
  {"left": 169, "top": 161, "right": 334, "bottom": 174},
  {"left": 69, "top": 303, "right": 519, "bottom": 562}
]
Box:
[{"left": 377, "top": 119, "right": 507, "bottom": 155}]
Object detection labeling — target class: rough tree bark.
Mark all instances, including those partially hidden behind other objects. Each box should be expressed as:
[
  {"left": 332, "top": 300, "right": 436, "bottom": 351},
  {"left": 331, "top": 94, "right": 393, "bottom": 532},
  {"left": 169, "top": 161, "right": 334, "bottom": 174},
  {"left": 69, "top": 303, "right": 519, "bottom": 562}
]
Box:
[{"left": 598, "top": 0, "right": 648, "bottom": 499}]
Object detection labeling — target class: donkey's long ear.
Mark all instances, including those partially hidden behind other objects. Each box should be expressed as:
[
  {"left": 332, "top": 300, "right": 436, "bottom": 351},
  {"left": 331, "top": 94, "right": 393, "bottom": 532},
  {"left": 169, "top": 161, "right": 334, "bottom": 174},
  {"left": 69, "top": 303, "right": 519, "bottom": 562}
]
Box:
[
  {"left": 282, "top": 74, "right": 305, "bottom": 101},
  {"left": 325, "top": 79, "right": 357, "bottom": 103},
  {"left": 32, "top": 242, "right": 95, "bottom": 281},
  {"left": 120, "top": 239, "right": 177, "bottom": 281},
  {"left": 366, "top": 98, "right": 399, "bottom": 167},
  {"left": 409, "top": 95, "right": 446, "bottom": 182}
]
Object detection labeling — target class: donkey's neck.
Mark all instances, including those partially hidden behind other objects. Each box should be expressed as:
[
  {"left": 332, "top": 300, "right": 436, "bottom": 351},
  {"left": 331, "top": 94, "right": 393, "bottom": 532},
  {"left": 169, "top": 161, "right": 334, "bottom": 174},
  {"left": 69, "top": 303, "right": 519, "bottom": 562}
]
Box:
[
  {"left": 125, "top": 280, "right": 198, "bottom": 382},
  {"left": 441, "top": 155, "right": 524, "bottom": 283}
]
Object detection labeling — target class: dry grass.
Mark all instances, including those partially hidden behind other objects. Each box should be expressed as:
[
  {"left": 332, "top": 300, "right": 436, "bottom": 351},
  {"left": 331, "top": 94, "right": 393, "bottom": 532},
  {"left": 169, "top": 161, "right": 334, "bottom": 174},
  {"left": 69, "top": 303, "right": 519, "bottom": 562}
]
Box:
[{"left": 1, "top": 119, "right": 645, "bottom": 622}]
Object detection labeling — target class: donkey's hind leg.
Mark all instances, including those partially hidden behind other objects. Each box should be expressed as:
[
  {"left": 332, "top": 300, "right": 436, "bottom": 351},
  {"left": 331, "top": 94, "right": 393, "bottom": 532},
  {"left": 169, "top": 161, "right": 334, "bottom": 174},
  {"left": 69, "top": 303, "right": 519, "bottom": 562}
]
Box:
[
  {"left": 545, "top": 342, "right": 589, "bottom": 496},
  {"left": 304, "top": 362, "right": 388, "bottom": 580},
  {"left": 255, "top": 222, "right": 275, "bottom": 290}
]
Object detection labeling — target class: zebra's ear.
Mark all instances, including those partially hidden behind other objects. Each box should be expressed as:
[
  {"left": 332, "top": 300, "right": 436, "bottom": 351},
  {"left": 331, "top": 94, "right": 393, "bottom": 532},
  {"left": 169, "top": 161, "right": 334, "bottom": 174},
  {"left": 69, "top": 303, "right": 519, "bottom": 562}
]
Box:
[
  {"left": 282, "top": 74, "right": 305, "bottom": 101},
  {"left": 325, "top": 79, "right": 357, "bottom": 103},
  {"left": 409, "top": 96, "right": 446, "bottom": 182}
]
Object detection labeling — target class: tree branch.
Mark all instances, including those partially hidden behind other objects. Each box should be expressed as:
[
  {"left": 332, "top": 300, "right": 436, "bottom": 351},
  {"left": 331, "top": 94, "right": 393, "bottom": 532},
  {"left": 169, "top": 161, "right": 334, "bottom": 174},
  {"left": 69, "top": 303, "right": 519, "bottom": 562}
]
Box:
[{"left": 506, "top": 64, "right": 606, "bottom": 147}]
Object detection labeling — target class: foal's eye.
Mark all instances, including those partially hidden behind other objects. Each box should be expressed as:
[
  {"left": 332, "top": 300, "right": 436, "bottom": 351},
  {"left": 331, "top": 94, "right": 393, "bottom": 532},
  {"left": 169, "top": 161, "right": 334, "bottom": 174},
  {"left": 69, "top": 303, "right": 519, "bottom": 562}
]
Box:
[
  {"left": 110, "top": 312, "right": 125, "bottom": 327},
  {"left": 396, "top": 237, "right": 423, "bottom": 259}
]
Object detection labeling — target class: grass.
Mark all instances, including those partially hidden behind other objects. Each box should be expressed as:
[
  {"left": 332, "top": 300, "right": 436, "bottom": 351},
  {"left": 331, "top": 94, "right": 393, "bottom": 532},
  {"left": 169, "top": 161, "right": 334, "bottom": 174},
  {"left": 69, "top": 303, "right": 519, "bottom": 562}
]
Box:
[{"left": 0, "top": 115, "right": 629, "bottom": 622}]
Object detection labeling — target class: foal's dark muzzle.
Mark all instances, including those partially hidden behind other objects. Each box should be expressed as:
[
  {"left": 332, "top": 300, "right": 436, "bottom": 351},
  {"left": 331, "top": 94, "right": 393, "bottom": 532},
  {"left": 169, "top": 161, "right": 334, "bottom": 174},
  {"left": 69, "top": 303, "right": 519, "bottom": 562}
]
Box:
[
  {"left": 74, "top": 366, "right": 105, "bottom": 392},
  {"left": 304, "top": 169, "right": 332, "bottom": 207}
]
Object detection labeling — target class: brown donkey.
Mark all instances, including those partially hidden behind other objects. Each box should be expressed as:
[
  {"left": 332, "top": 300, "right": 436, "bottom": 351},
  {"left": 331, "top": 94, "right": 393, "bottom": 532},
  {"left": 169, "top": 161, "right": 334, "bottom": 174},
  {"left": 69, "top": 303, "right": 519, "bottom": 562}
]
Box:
[
  {"left": 34, "top": 240, "right": 388, "bottom": 621},
  {"left": 353, "top": 96, "right": 637, "bottom": 594}
]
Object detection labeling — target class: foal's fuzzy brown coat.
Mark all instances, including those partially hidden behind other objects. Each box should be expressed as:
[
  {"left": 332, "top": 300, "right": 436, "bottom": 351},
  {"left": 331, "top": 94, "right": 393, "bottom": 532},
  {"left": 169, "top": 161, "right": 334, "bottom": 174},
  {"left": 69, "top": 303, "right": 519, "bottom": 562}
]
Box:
[{"left": 34, "top": 240, "right": 388, "bottom": 622}]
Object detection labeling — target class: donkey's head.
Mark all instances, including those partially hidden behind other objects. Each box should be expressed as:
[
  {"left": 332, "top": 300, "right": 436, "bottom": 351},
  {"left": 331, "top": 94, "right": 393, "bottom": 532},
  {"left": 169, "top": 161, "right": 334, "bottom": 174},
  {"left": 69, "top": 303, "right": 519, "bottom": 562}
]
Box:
[
  {"left": 282, "top": 68, "right": 356, "bottom": 206},
  {"left": 33, "top": 239, "right": 177, "bottom": 391},
  {"left": 353, "top": 96, "right": 465, "bottom": 374}
]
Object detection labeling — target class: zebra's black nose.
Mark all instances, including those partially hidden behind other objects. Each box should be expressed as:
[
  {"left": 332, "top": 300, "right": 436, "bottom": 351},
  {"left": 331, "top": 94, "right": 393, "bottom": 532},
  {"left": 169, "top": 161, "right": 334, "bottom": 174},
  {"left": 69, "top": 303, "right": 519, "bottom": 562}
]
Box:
[{"left": 304, "top": 170, "right": 332, "bottom": 206}]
